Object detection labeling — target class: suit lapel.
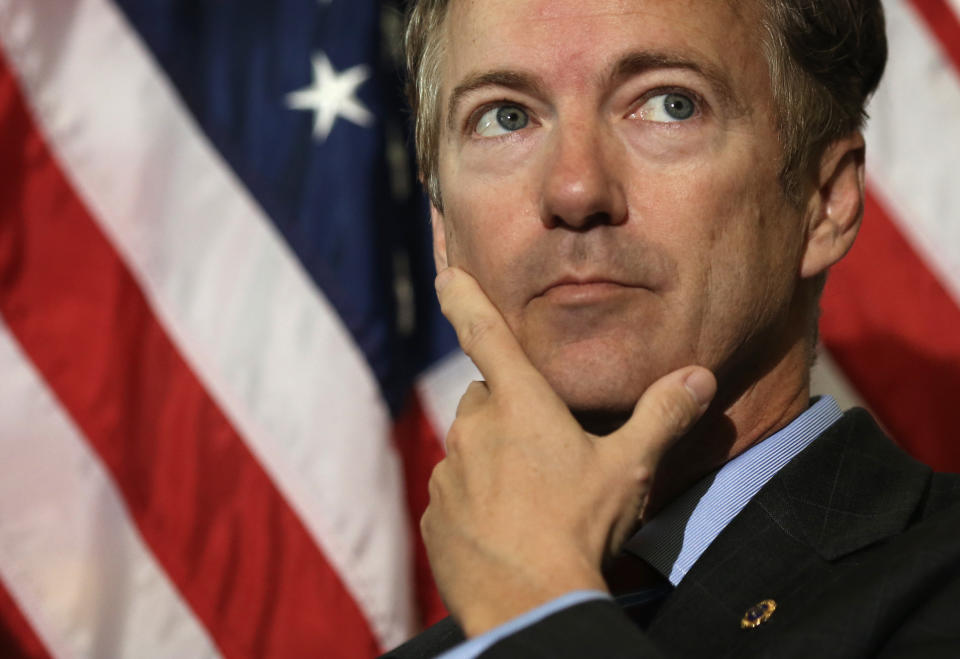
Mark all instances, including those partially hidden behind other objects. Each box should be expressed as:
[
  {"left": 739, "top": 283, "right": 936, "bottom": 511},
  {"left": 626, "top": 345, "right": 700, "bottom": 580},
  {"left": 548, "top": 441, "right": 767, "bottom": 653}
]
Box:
[{"left": 646, "top": 409, "right": 932, "bottom": 656}]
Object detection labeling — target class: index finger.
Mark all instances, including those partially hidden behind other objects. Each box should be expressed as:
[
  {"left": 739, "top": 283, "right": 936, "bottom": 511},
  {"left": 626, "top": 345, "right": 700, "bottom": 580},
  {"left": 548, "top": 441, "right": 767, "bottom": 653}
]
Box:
[{"left": 436, "top": 267, "right": 543, "bottom": 392}]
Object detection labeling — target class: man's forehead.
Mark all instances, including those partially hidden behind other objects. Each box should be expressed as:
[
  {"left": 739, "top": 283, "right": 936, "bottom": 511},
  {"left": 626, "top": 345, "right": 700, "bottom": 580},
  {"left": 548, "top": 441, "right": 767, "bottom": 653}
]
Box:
[
  {"left": 444, "top": 0, "right": 755, "bottom": 35},
  {"left": 449, "top": 0, "right": 748, "bottom": 19},
  {"left": 439, "top": 0, "right": 764, "bottom": 115},
  {"left": 441, "top": 0, "right": 762, "bottom": 73}
]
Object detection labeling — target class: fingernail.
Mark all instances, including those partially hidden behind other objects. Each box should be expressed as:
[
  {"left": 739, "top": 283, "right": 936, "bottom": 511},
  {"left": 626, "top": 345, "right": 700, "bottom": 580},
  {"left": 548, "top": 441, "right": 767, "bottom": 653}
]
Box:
[
  {"left": 684, "top": 368, "right": 716, "bottom": 411},
  {"left": 435, "top": 268, "right": 454, "bottom": 292}
]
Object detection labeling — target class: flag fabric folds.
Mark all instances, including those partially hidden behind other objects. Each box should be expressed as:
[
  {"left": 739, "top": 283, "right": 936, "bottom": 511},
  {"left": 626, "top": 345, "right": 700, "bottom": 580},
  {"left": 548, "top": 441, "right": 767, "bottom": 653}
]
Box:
[{"left": 0, "top": 0, "right": 958, "bottom": 657}]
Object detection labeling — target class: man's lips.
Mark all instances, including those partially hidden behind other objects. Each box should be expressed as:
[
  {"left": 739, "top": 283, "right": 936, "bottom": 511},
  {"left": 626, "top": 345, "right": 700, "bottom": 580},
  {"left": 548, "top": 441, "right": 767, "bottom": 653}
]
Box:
[{"left": 536, "top": 277, "right": 636, "bottom": 305}]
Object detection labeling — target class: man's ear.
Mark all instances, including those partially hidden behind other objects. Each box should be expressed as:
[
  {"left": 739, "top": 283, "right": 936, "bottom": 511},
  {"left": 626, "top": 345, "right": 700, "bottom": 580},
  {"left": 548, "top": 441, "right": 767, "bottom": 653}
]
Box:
[
  {"left": 800, "top": 133, "right": 866, "bottom": 279},
  {"left": 430, "top": 202, "right": 450, "bottom": 272}
]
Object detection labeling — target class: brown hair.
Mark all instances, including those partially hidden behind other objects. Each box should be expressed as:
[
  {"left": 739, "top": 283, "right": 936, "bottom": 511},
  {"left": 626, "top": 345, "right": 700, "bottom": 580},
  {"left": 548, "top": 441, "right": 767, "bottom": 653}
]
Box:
[
  {"left": 403, "top": 0, "right": 887, "bottom": 209},
  {"left": 760, "top": 0, "right": 886, "bottom": 201},
  {"left": 404, "top": 0, "right": 449, "bottom": 208}
]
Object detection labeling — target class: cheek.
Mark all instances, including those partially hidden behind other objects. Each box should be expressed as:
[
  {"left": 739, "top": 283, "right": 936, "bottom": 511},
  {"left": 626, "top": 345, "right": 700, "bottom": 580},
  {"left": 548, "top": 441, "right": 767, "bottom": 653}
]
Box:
[
  {"left": 626, "top": 158, "right": 744, "bottom": 258},
  {"left": 696, "top": 174, "right": 803, "bottom": 342},
  {"left": 443, "top": 196, "right": 523, "bottom": 273},
  {"left": 661, "top": 141, "right": 784, "bottom": 258},
  {"left": 441, "top": 147, "right": 541, "bottom": 261},
  {"left": 637, "top": 151, "right": 789, "bottom": 311},
  {"left": 439, "top": 180, "right": 541, "bottom": 319}
]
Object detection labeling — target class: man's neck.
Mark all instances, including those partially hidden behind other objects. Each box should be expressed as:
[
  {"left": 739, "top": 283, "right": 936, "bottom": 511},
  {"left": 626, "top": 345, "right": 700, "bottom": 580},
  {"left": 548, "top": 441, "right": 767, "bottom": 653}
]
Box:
[{"left": 642, "top": 339, "right": 811, "bottom": 520}]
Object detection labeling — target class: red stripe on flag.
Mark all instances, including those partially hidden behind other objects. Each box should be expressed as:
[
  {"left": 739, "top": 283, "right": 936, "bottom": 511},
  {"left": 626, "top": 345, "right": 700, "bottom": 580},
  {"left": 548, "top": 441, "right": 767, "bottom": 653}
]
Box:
[
  {"left": 820, "top": 188, "right": 960, "bottom": 472},
  {"left": 0, "top": 578, "right": 51, "bottom": 659},
  {"left": 392, "top": 393, "right": 447, "bottom": 629},
  {"left": 0, "top": 56, "right": 380, "bottom": 657},
  {"left": 909, "top": 0, "right": 960, "bottom": 77}
]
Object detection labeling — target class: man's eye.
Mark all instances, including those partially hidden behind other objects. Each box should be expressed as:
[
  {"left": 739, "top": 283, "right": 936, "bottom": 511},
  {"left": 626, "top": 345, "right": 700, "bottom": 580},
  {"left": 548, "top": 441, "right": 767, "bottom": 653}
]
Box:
[
  {"left": 475, "top": 105, "right": 529, "bottom": 136},
  {"left": 635, "top": 93, "right": 697, "bottom": 122}
]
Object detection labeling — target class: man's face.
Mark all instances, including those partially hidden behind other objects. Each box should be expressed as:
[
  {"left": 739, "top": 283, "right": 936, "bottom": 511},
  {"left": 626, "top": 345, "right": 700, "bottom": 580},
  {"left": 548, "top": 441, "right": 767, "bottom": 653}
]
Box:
[{"left": 433, "top": 0, "right": 809, "bottom": 418}]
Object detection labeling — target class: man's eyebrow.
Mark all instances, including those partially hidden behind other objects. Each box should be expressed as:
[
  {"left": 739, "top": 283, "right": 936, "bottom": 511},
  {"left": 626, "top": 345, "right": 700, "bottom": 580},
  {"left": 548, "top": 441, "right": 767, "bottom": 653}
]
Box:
[
  {"left": 607, "top": 51, "right": 743, "bottom": 114},
  {"left": 446, "top": 71, "right": 548, "bottom": 130}
]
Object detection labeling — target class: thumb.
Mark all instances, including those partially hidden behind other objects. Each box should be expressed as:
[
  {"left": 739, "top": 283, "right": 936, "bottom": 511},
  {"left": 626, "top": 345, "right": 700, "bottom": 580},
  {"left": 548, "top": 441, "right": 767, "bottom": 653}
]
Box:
[{"left": 607, "top": 366, "right": 716, "bottom": 465}]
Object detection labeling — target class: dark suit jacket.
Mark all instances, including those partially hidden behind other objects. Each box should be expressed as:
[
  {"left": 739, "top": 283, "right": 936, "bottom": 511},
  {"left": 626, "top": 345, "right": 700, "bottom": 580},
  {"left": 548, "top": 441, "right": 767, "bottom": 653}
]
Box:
[{"left": 384, "top": 409, "right": 960, "bottom": 658}]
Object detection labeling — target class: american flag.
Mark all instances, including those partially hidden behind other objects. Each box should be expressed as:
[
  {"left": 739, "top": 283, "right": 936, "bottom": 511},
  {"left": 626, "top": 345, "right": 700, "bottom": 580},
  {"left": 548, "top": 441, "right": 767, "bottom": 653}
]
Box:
[{"left": 0, "top": 0, "right": 957, "bottom": 657}]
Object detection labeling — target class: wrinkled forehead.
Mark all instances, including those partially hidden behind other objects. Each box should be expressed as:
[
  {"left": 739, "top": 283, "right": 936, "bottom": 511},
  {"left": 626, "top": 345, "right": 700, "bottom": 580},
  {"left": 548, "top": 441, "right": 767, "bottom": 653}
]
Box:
[
  {"left": 442, "top": 0, "right": 756, "bottom": 33},
  {"left": 436, "top": 0, "right": 768, "bottom": 113}
]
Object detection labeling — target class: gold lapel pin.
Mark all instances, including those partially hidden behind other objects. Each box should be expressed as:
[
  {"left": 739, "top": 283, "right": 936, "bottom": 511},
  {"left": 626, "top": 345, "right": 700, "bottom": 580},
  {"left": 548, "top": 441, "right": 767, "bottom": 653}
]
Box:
[{"left": 740, "top": 599, "right": 777, "bottom": 629}]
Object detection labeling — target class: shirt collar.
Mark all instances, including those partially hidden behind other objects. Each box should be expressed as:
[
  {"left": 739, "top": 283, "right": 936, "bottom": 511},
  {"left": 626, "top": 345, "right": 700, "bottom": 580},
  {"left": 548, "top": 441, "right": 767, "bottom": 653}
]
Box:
[{"left": 624, "top": 395, "right": 843, "bottom": 586}]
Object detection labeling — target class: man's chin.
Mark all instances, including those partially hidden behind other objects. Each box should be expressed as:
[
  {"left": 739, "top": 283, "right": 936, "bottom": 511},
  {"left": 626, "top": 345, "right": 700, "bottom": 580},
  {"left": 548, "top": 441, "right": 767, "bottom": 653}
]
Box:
[
  {"left": 547, "top": 375, "right": 651, "bottom": 435},
  {"left": 527, "top": 338, "right": 684, "bottom": 430}
]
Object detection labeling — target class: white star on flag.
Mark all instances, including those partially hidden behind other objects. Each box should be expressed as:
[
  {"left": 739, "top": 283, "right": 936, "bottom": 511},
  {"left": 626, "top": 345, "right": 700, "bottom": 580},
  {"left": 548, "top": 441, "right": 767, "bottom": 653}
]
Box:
[{"left": 286, "top": 52, "right": 373, "bottom": 141}]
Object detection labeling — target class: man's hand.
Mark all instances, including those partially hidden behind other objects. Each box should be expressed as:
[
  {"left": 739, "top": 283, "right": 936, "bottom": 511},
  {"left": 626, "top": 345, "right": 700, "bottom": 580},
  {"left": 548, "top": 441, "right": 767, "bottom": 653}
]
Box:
[{"left": 423, "top": 267, "right": 716, "bottom": 637}]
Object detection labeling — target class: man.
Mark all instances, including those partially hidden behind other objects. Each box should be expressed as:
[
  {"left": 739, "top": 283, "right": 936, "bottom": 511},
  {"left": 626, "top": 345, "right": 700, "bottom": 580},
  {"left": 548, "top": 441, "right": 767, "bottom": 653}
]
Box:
[{"left": 386, "top": 0, "right": 960, "bottom": 656}]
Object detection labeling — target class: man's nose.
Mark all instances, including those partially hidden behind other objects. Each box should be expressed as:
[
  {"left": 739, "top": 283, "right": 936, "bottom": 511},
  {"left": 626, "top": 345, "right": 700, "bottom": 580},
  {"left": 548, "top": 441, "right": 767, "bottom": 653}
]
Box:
[{"left": 538, "top": 123, "right": 627, "bottom": 230}]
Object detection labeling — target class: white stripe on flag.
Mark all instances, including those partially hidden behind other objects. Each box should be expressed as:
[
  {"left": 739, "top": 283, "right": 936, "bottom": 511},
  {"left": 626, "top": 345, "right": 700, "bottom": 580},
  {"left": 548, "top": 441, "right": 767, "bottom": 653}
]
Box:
[
  {"left": 866, "top": 0, "right": 960, "bottom": 310},
  {"left": 0, "top": 321, "right": 221, "bottom": 659},
  {"left": 0, "top": 0, "right": 413, "bottom": 648},
  {"left": 947, "top": 0, "right": 960, "bottom": 22},
  {"left": 416, "top": 350, "right": 480, "bottom": 445},
  {"left": 810, "top": 347, "right": 869, "bottom": 413}
]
